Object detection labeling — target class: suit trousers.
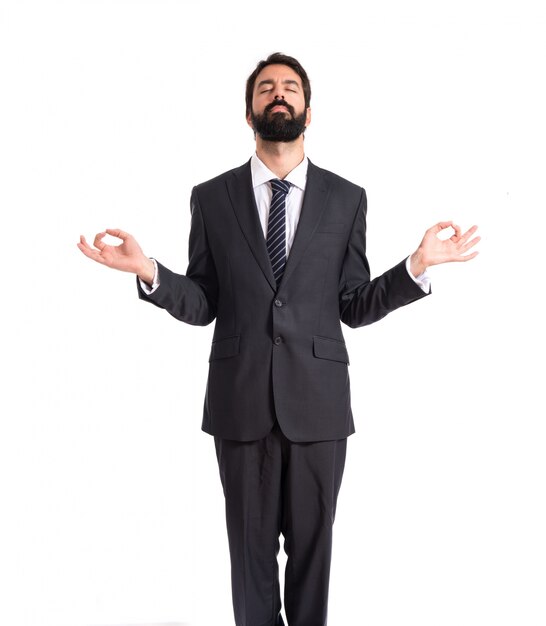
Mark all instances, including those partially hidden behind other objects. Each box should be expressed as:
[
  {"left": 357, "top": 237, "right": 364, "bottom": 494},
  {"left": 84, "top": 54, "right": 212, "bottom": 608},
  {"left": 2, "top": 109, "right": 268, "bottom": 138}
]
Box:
[{"left": 214, "top": 420, "right": 347, "bottom": 626}]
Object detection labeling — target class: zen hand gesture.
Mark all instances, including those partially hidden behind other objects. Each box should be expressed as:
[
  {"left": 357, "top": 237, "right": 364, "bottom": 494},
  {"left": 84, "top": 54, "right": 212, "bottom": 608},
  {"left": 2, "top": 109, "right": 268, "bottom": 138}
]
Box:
[
  {"left": 410, "top": 222, "right": 480, "bottom": 277},
  {"left": 77, "top": 229, "right": 155, "bottom": 284}
]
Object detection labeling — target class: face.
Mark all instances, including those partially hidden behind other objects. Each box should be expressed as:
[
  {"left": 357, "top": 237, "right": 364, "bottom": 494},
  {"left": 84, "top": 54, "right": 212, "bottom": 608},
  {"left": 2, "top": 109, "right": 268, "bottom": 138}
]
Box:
[{"left": 247, "top": 64, "right": 311, "bottom": 142}]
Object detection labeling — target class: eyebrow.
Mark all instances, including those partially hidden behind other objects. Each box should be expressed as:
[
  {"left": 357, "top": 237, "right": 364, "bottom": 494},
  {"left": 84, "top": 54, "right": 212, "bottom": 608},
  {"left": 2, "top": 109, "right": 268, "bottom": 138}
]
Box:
[{"left": 256, "top": 79, "right": 301, "bottom": 89}]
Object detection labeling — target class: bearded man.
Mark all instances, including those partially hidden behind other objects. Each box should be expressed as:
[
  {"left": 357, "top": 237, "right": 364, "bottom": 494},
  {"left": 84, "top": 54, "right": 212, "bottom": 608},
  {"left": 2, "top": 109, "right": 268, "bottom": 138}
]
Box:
[{"left": 78, "top": 52, "right": 479, "bottom": 626}]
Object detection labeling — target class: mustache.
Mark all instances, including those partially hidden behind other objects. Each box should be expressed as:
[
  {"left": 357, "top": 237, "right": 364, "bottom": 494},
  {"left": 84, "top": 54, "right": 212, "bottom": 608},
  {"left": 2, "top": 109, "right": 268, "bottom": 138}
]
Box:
[{"left": 264, "top": 99, "right": 296, "bottom": 117}]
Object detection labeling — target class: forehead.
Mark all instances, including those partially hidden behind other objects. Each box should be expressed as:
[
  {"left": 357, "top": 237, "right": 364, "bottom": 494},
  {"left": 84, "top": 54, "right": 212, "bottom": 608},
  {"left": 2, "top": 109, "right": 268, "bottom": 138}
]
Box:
[{"left": 254, "top": 64, "right": 302, "bottom": 89}]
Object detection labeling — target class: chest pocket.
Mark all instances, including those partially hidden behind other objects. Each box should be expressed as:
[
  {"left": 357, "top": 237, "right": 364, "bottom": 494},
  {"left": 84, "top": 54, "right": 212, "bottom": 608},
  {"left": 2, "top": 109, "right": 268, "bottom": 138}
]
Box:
[{"left": 316, "top": 222, "right": 346, "bottom": 234}]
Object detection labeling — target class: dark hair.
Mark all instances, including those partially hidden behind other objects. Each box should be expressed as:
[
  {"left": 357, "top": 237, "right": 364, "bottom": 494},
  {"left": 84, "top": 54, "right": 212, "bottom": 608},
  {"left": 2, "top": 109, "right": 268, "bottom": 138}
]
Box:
[{"left": 245, "top": 52, "right": 311, "bottom": 116}]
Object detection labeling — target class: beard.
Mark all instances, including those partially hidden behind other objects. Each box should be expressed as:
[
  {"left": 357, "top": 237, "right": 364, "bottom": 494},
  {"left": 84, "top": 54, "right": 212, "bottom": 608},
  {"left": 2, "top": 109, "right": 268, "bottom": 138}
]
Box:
[{"left": 250, "top": 100, "right": 307, "bottom": 142}]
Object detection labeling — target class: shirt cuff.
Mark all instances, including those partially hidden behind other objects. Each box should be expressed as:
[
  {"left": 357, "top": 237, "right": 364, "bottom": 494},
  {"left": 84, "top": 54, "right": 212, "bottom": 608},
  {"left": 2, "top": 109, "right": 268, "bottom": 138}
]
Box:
[
  {"left": 138, "top": 258, "right": 160, "bottom": 294},
  {"left": 405, "top": 256, "right": 431, "bottom": 293}
]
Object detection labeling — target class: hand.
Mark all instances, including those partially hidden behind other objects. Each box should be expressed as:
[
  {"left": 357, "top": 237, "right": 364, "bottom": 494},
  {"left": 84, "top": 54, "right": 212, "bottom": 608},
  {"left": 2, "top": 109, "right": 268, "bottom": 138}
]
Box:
[
  {"left": 410, "top": 222, "right": 480, "bottom": 277},
  {"left": 77, "top": 229, "right": 155, "bottom": 283}
]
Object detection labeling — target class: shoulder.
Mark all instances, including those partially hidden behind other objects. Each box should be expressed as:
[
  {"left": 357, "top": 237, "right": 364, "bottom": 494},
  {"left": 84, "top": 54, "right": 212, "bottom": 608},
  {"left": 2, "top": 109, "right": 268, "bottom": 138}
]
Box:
[
  {"left": 308, "top": 160, "right": 364, "bottom": 198},
  {"left": 194, "top": 161, "right": 250, "bottom": 194}
]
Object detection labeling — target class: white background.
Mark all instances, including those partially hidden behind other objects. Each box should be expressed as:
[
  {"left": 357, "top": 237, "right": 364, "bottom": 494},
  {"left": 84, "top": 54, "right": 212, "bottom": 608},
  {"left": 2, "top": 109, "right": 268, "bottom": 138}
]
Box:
[{"left": 1, "top": 0, "right": 545, "bottom": 625}]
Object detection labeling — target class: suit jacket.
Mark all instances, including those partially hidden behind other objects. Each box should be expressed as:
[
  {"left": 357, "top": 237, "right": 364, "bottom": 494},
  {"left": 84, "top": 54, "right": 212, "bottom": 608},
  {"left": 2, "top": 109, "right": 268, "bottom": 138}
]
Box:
[{"left": 137, "top": 159, "right": 429, "bottom": 442}]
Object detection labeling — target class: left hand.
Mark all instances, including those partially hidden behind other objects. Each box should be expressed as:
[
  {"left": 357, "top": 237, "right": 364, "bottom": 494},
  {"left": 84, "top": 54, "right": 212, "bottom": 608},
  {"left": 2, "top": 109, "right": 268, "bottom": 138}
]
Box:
[{"left": 410, "top": 222, "right": 480, "bottom": 277}]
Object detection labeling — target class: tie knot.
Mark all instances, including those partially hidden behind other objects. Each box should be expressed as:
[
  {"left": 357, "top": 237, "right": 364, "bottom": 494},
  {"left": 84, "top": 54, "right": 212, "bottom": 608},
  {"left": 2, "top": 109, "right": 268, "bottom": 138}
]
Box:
[{"left": 270, "top": 178, "right": 291, "bottom": 196}]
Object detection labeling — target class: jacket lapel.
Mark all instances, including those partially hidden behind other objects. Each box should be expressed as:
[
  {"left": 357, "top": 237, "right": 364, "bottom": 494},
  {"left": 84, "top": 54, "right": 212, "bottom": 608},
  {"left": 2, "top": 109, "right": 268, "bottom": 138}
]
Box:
[
  {"left": 226, "top": 161, "right": 277, "bottom": 292},
  {"left": 225, "top": 159, "right": 331, "bottom": 293},
  {"left": 278, "top": 160, "right": 330, "bottom": 288}
]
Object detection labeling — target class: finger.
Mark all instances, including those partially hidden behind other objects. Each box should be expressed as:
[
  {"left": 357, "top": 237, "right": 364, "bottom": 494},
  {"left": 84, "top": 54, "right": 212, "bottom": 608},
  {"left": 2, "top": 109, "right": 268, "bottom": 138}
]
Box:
[
  {"left": 77, "top": 242, "right": 106, "bottom": 264},
  {"left": 93, "top": 232, "right": 107, "bottom": 250},
  {"left": 459, "top": 235, "right": 481, "bottom": 253},
  {"left": 450, "top": 224, "right": 462, "bottom": 241},
  {"left": 457, "top": 251, "right": 479, "bottom": 262},
  {"left": 450, "top": 235, "right": 480, "bottom": 261},
  {"left": 431, "top": 221, "right": 454, "bottom": 234},
  {"left": 458, "top": 225, "right": 479, "bottom": 244},
  {"left": 105, "top": 228, "right": 129, "bottom": 241},
  {"left": 78, "top": 235, "right": 96, "bottom": 253}
]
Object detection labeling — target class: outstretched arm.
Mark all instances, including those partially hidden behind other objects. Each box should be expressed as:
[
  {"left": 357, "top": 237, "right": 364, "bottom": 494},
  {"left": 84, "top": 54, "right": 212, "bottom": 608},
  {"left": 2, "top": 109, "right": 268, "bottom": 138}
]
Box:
[
  {"left": 78, "top": 189, "right": 218, "bottom": 326},
  {"left": 339, "top": 191, "right": 432, "bottom": 328},
  {"left": 339, "top": 191, "right": 480, "bottom": 328}
]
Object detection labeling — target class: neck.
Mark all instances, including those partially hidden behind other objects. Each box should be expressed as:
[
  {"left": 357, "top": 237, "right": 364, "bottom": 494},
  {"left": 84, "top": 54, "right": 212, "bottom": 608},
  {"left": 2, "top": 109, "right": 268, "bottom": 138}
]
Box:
[{"left": 255, "top": 136, "right": 305, "bottom": 179}]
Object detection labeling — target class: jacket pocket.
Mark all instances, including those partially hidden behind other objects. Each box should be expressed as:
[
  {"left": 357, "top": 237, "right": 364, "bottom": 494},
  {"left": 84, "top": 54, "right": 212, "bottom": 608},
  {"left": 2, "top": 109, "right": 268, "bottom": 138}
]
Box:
[
  {"left": 209, "top": 335, "right": 240, "bottom": 361},
  {"left": 316, "top": 222, "right": 346, "bottom": 234},
  {"left": 313, "top": 335, "right": 350, "bottom": 364}
]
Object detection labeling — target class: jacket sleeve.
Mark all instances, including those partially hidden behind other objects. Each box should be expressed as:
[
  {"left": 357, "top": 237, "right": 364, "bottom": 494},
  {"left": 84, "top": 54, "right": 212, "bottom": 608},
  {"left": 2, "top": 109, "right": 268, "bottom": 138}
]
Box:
[
  {"left": 339, "top": 188, "right": 429, "bottom": 328},
  {"left": 136, "top": 187, "right": 218, "bottom": 326}
]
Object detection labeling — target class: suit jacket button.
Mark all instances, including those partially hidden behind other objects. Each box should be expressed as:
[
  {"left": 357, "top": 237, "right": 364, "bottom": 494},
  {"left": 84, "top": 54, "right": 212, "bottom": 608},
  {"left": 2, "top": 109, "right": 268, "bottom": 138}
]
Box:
[
  {"left": 274, "top": 299, "right": 283, "bottom": 307},
  {"left": 274, "top": 336, "right": 283, "bottom": 345}
]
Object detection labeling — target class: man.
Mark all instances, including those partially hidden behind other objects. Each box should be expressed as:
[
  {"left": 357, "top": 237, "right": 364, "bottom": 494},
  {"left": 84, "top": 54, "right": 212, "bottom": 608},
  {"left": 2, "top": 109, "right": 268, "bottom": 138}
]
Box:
[{"left": 78, "top": 53, "right": 479, "bottom": 626}]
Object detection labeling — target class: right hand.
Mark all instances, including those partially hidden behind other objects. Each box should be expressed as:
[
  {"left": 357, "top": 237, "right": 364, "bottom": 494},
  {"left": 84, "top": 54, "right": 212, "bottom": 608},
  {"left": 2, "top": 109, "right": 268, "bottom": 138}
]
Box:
[{"left": 77, "top": 229, "right": 155, "bottom": 283}]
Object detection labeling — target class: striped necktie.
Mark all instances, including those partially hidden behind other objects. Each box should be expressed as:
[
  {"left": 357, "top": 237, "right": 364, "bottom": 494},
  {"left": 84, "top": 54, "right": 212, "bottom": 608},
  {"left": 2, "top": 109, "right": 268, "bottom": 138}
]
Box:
[{"left": 267, "top": 178, "right": 291, "bottom": 286}]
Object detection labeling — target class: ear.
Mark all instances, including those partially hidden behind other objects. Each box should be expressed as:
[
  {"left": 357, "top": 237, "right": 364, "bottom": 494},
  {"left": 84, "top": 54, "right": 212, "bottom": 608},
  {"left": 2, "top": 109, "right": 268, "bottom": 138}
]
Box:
[
  {"left": 305, "top": 107, "right": 312, "bottom": 128},
  {"left": 246, "top": 112, "right": 254, "bottom": 129}
]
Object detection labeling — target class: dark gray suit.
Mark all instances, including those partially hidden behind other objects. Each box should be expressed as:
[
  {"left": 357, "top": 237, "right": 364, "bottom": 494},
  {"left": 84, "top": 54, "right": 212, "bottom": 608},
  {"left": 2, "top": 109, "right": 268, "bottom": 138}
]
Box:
[
  {"left": 138, "top": 159, "right": 428, "bottom": 440},
  {"left": 137, "top": 159, "right": 429, "bottom": 625}
]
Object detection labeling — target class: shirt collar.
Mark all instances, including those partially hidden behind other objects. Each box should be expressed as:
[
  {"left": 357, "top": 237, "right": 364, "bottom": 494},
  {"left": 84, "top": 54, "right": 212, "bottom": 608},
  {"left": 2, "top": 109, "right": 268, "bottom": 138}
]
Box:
[{"left": 250, "top": 153, "right": 308, "bottom": 191}]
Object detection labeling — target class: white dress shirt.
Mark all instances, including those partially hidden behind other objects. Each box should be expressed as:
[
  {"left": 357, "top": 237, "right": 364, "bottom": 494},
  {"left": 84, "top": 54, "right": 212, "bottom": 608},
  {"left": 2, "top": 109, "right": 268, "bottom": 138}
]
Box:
[
  {"left": 140, "top": 154, "right": 430, "bottom": 294},
  {"left": 251, "top": 152, "right": 307, "bottom": 257}
]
